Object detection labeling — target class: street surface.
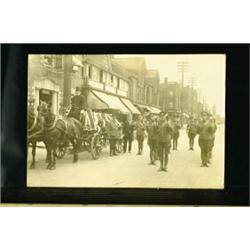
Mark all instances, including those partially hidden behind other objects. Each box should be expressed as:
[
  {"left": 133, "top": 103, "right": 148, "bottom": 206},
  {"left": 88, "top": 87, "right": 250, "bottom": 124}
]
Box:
[{"left": 27, "top": 125, "right": 225, "bottom": 189}]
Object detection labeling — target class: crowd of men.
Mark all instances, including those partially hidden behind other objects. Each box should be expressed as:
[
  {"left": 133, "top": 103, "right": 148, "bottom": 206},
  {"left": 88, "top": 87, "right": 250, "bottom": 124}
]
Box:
[{"left": 106, "top": 111, "right": 217, "bottom": 172}]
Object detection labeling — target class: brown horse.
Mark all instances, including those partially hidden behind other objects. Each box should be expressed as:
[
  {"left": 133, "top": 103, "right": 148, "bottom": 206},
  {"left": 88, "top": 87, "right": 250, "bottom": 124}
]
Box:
[
  {"left": 27, "top": 101, "right": 49, "bottom": 169},
  {"left": 43, "top": 104, "right": 83, "bottom": 170}
]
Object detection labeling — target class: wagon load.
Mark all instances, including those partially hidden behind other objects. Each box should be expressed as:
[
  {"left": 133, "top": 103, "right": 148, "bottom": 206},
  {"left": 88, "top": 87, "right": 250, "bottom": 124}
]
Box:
[{"left": 81, "top": 110, "right": 99, "bottom": 131}]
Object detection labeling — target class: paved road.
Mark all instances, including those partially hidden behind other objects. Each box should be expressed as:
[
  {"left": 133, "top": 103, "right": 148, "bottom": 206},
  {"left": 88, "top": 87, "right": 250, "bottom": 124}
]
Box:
[{"left": 27, "top": 125, "right": 225, "bottom": 189}]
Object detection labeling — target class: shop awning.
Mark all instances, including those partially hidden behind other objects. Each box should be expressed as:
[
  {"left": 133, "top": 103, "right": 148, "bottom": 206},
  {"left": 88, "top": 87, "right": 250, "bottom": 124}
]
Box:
[
  {"left": 135, "top": 104, "right": 161, "bottom": 114},
  {"left": 150, "top": 106, "right": 161, "bottom": 114},
  {"left": 120, "top": 98, "right": 141, "bottom": 114},
  {"left": 89, "top": 90, "right": 130, "bottom": 113}
]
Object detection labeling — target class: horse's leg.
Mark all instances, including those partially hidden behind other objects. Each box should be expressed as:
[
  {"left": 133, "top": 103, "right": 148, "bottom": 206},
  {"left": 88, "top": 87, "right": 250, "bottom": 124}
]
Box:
[
  {"left": 44, "top": 140, "right": 50, "bottom": 163},
  {"left": 29, "top": 140, "right": 36, "bottom": 169},
  {"left": 71, "top": 138, "right": 78, "bottom": 163},
  {"left": 49, "top": 147, "right": 57, "bottom": 170},
  {"left": 46, "top": 144, "right": 52, "bottom": 169}
]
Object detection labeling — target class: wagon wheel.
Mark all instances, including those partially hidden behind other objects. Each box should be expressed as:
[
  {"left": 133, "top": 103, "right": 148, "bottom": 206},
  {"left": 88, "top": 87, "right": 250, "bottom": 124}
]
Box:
[
  {"left": 90, "top": 134, "right": 102, "bottom": 160},
  {"left": 55, "top": 145, "right": 67, "bottom": 159}
]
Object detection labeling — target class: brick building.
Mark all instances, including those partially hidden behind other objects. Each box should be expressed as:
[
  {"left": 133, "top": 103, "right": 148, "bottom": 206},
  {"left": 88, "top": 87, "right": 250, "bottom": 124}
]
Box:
[
  {"left": 159, "top": 79, "right": 181, "bottom": 114},
  {"left": 28, "top": 55, "right": 141, "bottom": 115}
]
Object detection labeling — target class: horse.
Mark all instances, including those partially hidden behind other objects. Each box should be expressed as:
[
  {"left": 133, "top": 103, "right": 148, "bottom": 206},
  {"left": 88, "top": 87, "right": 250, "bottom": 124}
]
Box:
[
  {"left": 27, "top": 101, "right": 49, "bottom": 169},
  {"left": 42, "top": 104, "right": 83, "bottom": 170}
]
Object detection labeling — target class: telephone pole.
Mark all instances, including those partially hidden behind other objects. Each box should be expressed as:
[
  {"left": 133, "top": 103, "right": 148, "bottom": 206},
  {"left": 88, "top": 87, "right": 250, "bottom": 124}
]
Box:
[
  {"left": 177, "top": 62, "right": 188, "bottom": 121},
  {"left": 188, "top": 77, "right": 196, "bottom": 115}
]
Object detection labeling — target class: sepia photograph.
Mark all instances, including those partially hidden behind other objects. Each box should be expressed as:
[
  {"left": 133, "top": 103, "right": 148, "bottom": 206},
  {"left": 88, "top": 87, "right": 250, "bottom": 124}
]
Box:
[{"left": 27, "top": 54, "right": 225, "bottom": 189}]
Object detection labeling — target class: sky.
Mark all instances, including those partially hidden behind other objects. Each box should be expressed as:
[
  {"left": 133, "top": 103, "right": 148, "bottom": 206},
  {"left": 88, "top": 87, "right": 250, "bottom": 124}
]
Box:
[{"left": 115, "top": 54, "right": 226, "bottom": 117}]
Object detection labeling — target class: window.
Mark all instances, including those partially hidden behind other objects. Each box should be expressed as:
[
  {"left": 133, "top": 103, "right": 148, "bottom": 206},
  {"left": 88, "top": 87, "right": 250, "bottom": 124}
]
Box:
[
  {"left": 169, "top": 102, "right": 173, "bottom": 108},
  {"left": 43, "top": 55, "right": 54, "bottom": 67},
  {"left": 88, "top": 66, "right": 92, "bottom": 78},
  {"left": 169, "top": 91, "right": 174, "bottom": 96},
  {"left": 55, "top": 55, "right": 63, "bottom": 69}
]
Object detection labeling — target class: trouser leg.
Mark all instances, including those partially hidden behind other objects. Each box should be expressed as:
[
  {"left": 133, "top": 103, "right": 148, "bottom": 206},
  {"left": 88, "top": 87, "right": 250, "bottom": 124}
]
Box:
[
  {"left": 123, "top": 137, "right": 127, "bottom": 152},
  {"left": 113, "top": 139, "right": 117, "bottom": 154},
  {"left": 158, "top": 143, "right": 163, "bottom": 169},
  {"left": 110, "top": 139, "right": 113, "bottom": 155},
  {"left": 128, "top": 139, "right": 132, "bottom": 152},
  {"left": 141, "top": 139, "right": 144, "bottom": 153},
  {"left": 199, "top": 139, "right": 205, "bottom": 165}
]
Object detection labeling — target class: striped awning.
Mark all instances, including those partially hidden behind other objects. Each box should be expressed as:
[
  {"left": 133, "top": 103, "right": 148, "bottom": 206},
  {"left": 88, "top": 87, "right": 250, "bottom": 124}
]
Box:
[
  {"left": 120, "top": 98, "right": 140, "bottom": 114},
  {"left": 90, "top": 90, "right": 130, "bottom": 113}
]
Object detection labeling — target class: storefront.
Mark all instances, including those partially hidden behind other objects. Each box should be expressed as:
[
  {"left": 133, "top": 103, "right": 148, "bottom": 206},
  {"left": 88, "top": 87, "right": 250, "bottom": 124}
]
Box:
[{"left": 31, "top": 78, "right": 60, "bottom": 114}]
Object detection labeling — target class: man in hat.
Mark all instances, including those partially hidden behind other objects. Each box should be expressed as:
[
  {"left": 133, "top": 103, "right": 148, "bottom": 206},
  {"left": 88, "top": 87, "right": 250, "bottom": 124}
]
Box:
[
  {"left": 68, "top": 86, "right": 85, "bottom": 121},
  {"left": 208, "top": 116, "right": 217, "bottom": 164},
  {"left": 146, "top": 115, "right": 158, "bottom": 165},
  {"left": 186, "top": 116, "right": 198, "bottom": 150},
  {"left": 197, "top": 111, "right": 214, "bottom": 167},
  {"left": 172, "top": 115, "right": 181, "bottom": 150},
  {"left": 135, "top": 115, "right": 146, "bottom": 155},
  {"left": 107, "top": 114, "right": 121, "bottom": 156},
  {"left": 157, "top": 114, "right": 173, "bottom": 172},
  {"left": 122, "top": 114, "right": 134, "bottom": 153}
]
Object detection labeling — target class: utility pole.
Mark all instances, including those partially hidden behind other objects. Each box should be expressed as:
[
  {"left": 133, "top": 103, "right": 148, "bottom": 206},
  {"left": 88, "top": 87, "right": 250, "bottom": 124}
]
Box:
[
  {"left": 177, "top": 62, "right": 188, "bottom": 122},
  {"left": 188, "top": 77, "right": 196, "bottom": 115},
  {"left": 63, "top": 55, "right": 73, "bottom": 108}
]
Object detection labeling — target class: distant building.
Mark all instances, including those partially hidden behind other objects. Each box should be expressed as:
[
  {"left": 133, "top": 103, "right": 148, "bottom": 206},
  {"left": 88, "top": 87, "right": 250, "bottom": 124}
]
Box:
[
  {"left": 182, "top": 85, "right": 199, "bottom": 115},
  {"left": 159, "top": 78, "right": 181, "bottom": 114}
]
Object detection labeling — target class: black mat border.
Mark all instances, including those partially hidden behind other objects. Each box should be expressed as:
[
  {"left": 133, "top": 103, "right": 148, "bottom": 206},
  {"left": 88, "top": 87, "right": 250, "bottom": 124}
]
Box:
[{"left": 1, "top": 44, "right": 249, "bottom": 205}]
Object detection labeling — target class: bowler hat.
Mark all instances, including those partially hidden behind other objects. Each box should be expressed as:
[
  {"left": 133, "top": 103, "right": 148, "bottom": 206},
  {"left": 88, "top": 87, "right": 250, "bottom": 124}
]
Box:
[{"left": 75, "top": 86, "right": 81, "bottom": 92}]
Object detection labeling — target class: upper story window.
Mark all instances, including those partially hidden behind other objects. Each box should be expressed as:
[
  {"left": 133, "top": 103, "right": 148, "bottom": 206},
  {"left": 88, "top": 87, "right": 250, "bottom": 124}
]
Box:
[
  {"left": 55, "top": 55, "right": 63, "bottom": 69},
  {"left": 119, "top": 79, "right": 129, "bottom": 92},
  {"left": 91, "top": 66, "right": 100, "bottom": 82}
]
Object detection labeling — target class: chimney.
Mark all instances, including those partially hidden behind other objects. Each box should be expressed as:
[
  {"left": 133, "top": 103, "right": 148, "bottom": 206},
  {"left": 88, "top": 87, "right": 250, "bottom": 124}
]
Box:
[{"left": 164, "top": 77, "right": 168, "bottom": 84}]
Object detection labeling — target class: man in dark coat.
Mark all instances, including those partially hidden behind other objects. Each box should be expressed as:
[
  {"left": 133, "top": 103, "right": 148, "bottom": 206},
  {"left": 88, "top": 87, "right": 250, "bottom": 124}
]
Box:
[
  {"left": 186, "top": 116, "right": 197, "bottom": 150},
  {"left": 107, "top": 114, "right": 121, "bottom": 156},
  {"left": 135, "top": 115, "right": 146, "bottom": 155},
  {"left": 197, "top": 112, "right": 214, "bottom": 167},
  {"left": 208, "top": 116, "right": 217, "bottom": 164},
  {"left": 172, "top": 116, "right": 181, "bottom": 150},
  {"left": 68, "top": 86, "right": 85, "bottom": 121},
  {"left": 146, "top": 115, "right": 158, "bottom": 165},
  {"left": 122, "top": 115, "right": 134, "bottom": 153},
  {"left": 157, "top": 114, "right": 173, "bottom": 172}
]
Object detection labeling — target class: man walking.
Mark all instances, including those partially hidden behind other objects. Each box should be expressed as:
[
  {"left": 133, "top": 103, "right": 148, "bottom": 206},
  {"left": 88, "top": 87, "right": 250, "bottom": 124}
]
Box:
[
  {"left": 146, "top": 115, "right": 158, "bottom": 165},
  {"left": 122, "top": 114, "right": 134, "bottom": 153},
  {"left": 172, "top": 115, "right": 181, "bottom": 150},
  {"left": 208, "top": 116, "right": 217, "bottom": 164},
  {"left": 107, "top": 114, "right": 121, "bottom": 156},
  {"left": 186, "top": 116, "right": 197, "bottom": 150},
  {"left": 197, "top": 112, "right": 214, "bottom": 167},
  {"left": 135, "top": 115, "right": 146, "bottom": 155},
  {"left": 157, "top": 114, "right": 173, "bottom": 172}
]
